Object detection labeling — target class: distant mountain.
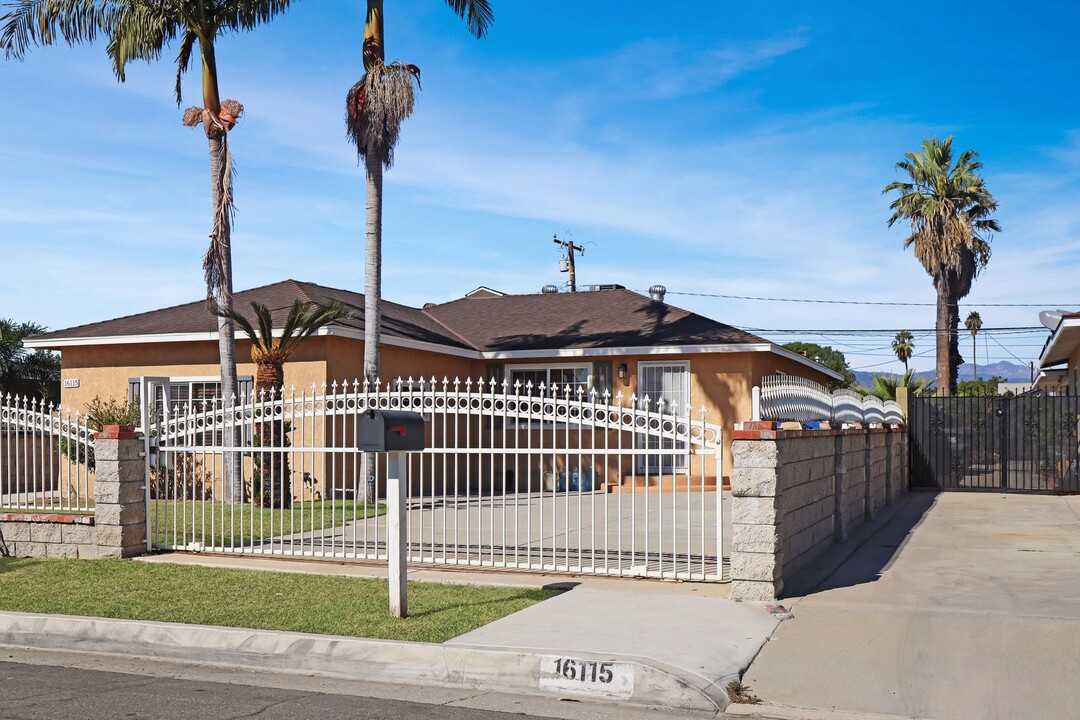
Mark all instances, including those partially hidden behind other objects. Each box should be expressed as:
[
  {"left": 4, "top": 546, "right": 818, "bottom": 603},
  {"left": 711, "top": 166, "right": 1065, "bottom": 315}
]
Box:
[{"left": 852, "top": 361, "right": 1031, "bottom": 389}]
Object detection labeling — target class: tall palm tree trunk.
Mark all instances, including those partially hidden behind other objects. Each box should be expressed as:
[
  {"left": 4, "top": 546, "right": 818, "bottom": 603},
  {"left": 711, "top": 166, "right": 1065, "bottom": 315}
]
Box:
[
  {"left": 948, "top": 299, "right": 961, "bottom": 394},
  {"left": 208, "top": 133, "right": 242, "bottom": 502},
  {"left": 363, "top": 152, "right": 382, "bottom": 387},
  {"left": 935, "top": 282, "right": 954, "bottom": 396},
  {"left": 360, "top": 147, "right": 383, "bottom": 504}
]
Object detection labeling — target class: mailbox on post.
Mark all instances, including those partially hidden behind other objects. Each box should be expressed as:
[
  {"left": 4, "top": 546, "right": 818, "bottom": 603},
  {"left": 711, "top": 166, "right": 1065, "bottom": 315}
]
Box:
[
  {"left": 358, "top": 410, "right": 426, "bottom": 452},
  {"left": 357, "top": 408, "right": 426, "bottom": 620}
]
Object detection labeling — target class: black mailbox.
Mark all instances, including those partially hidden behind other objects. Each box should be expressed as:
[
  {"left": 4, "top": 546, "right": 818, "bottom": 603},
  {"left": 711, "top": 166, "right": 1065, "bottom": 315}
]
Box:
[{"left": 358, "top": 410, "right": 426, "bottom": 452}]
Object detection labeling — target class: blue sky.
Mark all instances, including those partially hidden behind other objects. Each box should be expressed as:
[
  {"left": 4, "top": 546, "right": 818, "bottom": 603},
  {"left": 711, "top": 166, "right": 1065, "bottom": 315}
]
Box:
[{"left": 2, "top": 1, "right": 1078, "bottom": 374}]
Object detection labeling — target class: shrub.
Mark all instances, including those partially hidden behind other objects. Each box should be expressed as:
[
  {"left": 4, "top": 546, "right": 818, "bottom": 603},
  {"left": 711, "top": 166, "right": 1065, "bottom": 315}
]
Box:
[
  {"left": 149, "top": 453, "right": 213, "bottom": 501},
  {"left": 60, "top": 395, "right": 140, "bottom": 469}
]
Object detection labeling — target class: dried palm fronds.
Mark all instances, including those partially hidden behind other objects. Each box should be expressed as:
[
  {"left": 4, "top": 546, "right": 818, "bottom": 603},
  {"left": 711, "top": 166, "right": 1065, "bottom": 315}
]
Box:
[{"left": 345, "top": 61, "right": 420, "bottom": 168}]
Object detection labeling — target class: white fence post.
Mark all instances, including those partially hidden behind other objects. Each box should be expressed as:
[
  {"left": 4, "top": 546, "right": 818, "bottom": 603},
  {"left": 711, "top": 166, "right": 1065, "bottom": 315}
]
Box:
[
  {"left": 751, "top": 386, "right": 761, "bottom": 422},
  {"left": 387, "top": 451, "right": 408, "bottom": 619}
]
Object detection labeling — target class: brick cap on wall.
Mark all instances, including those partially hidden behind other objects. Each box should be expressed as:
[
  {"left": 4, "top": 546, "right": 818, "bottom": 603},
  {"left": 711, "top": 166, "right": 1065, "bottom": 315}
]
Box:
[
  {"left": 0, "top": 512, "right": 94, "bottom": 525},
  {"left": 732, "top": 424, "right": 905, "bottom": 440},
  {"left": 94, "top": 424, "right": 142, "bottom": 440}
]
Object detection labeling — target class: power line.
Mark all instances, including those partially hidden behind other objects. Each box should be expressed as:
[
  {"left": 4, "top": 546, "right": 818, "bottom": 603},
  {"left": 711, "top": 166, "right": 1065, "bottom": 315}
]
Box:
[
  {"left": 741, "top": 326, "right": 1044, "bottom": 335},
  {"left": 667, "top": 290, "right": 1076, "bottom": 308}
]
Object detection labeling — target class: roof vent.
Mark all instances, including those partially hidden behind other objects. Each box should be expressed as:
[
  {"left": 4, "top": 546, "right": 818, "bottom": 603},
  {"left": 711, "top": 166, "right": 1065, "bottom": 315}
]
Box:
[
  {"left": 649, "top": 284, "right": 666, "bottom": 302},
  {"left": 541, "top": 285, "right": 559, "bottom": 294},
  {"left": 588, "top": 283, "right": 626, "bottom": 291},
  {"left": 423, "top": 302, "right": 437, "bottom": 309}
]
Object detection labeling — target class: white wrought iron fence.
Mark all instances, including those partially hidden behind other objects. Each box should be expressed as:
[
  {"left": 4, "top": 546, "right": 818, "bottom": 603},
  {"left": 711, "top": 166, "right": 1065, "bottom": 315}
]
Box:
[
  {"left": 146, "top": 377, "right": 726, "bottom": 582},
  {"left": 0, "top": 394, "right": 94, "bottom": 512},
  {"left": 754, "top": 376, "right": 905, "bottom": 425}
]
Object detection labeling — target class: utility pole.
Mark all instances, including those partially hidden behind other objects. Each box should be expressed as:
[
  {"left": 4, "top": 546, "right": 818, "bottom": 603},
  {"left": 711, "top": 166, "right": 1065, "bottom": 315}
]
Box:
[{"left": 554, "top": 234, "right": 584, "bottom": 292}]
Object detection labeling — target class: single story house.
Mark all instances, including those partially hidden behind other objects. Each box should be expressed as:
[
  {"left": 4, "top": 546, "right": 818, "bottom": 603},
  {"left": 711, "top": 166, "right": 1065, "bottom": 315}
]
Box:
[{"left": 26, "top": 280, "right": 840, "bottom": 481}]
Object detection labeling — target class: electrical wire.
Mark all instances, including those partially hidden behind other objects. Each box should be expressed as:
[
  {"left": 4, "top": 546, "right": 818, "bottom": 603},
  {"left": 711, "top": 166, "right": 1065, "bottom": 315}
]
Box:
[{"left": 665, "top": 289, "right": 1077, "bottom": 308}]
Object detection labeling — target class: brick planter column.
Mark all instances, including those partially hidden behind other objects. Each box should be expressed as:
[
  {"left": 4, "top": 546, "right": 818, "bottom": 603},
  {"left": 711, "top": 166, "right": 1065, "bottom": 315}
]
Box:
[{"left": 93, "top": 425, "right": 147, "bottom": 558}]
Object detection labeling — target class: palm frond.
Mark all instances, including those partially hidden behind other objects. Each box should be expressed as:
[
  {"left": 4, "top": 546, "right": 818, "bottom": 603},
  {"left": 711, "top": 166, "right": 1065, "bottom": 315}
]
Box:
[
  {"left": 173, "top": 28, "right": 197, "bottom": 105},
  {"left": 443, "top": 0, "right": 493, "bottom": 38},
  {"left": 104, "top": 1, "right": 179, "bottom": 82},
  {"left": 254, "top": 300, "right": 275, "bottom": 349},
  {"left": 1, "top": 0, "right": 120, "bottom": 59},
  {"left": 280, "top": 300, "right": 353, "bottom": 357},
  {"left": 217, "top": 0, "right": 295, "bottom": 32},
  {"left": 215, "top": 302, "right": 260, "bottom": 347},
  {"left": 345, "top": 60, "right": 418, "bottom": 167}
]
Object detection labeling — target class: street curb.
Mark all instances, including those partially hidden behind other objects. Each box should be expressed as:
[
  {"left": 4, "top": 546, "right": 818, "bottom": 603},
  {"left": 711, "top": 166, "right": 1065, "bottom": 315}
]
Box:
[
  {"left": 725, "top": 702, "right": 929, "bottom": 719},
  {"left": 0, "top": 611, "right": 726, "bottom": 713}
]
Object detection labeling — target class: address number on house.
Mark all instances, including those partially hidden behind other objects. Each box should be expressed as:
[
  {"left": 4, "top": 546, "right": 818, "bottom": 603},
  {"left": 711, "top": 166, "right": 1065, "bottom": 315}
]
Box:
[
  {"left": 538, "top": 656, "right": 633, "bottom": 699},
  {"left": 63, "top": 379, "right": 80, "bottom": 389}
]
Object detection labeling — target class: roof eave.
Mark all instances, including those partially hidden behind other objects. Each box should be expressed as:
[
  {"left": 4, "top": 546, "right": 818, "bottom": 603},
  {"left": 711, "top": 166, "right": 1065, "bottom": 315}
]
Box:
[{"left": 1038, "top": 317, "right": 1080, "bottom": 369}]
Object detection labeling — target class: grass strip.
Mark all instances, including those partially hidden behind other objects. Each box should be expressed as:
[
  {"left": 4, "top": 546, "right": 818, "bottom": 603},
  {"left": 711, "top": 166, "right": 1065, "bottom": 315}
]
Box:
[
  {"left": 150, "top": 500, "right": 385, "bottom": 548},
  {"left": 0, "top": 557, "right": 558, "bottom": 644}
]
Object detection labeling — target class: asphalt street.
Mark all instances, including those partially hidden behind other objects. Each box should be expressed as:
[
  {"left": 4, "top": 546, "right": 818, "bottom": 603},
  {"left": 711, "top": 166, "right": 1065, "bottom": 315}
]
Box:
[{"left": 0, "top": 648, "right": 713, "bottom": 720}]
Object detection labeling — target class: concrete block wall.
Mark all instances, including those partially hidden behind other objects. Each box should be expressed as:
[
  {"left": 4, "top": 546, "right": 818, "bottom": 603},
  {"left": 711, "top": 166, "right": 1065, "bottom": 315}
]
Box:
[
  {"left": 730, "top": 424, "right": 907, "bottom": 601},
  {"left": 0, "top": 426, "right": 146, "bottom": 561},
  {"left": 0, "top": 514, "right": 96, "bottom": 558}
]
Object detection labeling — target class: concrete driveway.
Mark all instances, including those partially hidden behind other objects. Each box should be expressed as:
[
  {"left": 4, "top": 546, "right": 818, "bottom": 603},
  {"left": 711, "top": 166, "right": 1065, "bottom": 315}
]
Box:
[{"left": 743, "top": 491, "right": 1080, "bottom": 720}]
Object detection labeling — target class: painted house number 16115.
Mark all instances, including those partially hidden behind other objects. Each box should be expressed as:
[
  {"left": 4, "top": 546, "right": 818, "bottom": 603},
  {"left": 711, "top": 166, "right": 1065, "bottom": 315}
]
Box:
[{"left": 538, "top": 655, "right": 634, "bottom": 699}]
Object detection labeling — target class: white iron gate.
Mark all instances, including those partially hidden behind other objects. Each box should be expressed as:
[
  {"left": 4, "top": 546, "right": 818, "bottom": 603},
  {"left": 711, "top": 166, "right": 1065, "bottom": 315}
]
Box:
[
  {"left": 145, "top": 377, "right": 725, "bottom": 581},
  {"left": 0, "top": 394, "right": 94, "bottom": 513}
]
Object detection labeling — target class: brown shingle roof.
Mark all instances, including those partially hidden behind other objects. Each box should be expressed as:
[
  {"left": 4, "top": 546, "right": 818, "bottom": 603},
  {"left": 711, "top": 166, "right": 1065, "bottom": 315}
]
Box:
[
  {"left": 29, "top": 280, "right": 471, "bottom": 349},
  {"left": 423, "top": 289, "right": 767, "bottom": 351},
  {"left": 29, "top": 282, "right": 767, "bottom": 353}
]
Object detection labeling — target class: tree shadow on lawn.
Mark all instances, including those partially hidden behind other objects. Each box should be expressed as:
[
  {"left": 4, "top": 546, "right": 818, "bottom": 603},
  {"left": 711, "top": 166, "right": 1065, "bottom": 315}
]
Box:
[{"left": 0, "top": 556, "right": 36, "bottom": 573}]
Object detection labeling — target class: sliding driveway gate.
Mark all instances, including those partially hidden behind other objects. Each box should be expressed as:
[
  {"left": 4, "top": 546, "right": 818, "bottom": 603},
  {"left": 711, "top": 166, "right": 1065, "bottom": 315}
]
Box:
[
  {"left": 910, "top": 392, "right": 1080, "bottom": 493},
  {"left": 144, "top": 378, "right": 726, "bottom": 581}
]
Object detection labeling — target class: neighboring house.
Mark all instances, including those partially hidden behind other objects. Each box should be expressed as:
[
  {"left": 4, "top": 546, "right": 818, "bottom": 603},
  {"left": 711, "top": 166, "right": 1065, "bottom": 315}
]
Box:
[
  {"left": 1036, "top": 310, "right": 1080, "bottom": 395},
  {"left": 25, "top": 279, "right": 839, "bottom": 478}
]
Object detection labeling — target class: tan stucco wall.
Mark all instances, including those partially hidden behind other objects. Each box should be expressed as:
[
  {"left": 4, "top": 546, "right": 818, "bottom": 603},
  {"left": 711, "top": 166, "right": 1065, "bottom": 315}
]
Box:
[
  {"left": 322, "top": 337, "right": 482, "bottom": 386},
  {"left": 55, "top": 336, "right": 833, "bottom": 490},
  {"left": 59, "top": 339, "right": 329, "bottom": 411}
]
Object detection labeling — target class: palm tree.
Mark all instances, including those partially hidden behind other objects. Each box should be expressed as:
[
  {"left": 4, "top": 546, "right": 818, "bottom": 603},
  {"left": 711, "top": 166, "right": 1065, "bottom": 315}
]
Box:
[
  {"left": 219, "top": 299, "right": 353, "bottom": 507},
  {"left": 891, "top": 331, "right": 915, "bottom": 375},
  {"left": 883, "top": 137, "right": 1000, "bottom": 396},
  {"left": 2, "top": 0, "right": 295, "bottom": 500},
  {"left": 0, "top": 319, "right": 60, "bottom": 401},
  {"left": 964, "top": 311, "right": 982, "bottom": 381},
  {"left": 345, "top": 0, "right": 493, "bottom": 389},
  {"left": 855, "top": 370, "right": 934, "bottom": 402}
]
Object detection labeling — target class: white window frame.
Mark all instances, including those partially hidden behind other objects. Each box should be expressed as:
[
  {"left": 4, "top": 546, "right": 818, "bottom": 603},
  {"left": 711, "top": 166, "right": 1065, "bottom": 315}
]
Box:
[
  {"left": 505, "top": 363, "right": 594, "bottom": 430},
  {"left": 506, "top": 363, "right": 594, "bottom": 397},
  {"left": 636, "top": 361, "right": 690, "bottom": 472},
  {"left": 130, "top": 375, "right": 255, "bottom": 447}
]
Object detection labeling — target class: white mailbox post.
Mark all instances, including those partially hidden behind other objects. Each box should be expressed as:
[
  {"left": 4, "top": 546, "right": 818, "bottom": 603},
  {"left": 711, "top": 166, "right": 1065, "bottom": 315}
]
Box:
[{"left": 357, "top": 410, "right": 426, "bottom": 619}]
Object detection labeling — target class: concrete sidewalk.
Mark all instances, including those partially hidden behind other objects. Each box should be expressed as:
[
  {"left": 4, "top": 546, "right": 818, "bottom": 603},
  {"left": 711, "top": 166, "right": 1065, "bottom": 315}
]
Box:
[
  {"left": 1, "top": 553, "right": 781, "bottom": 714},
  {"left": 743, "top": 492, "right": 1080, "bottom": 720}
]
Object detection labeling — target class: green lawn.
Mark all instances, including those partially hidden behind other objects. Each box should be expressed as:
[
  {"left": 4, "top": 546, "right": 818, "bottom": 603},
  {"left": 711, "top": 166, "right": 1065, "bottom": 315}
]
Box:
[
  {"left": 150, "top": 500, "right": 385, "bottom": 548},
  {"left": 0, "top": 558, "right": 559, "bottom": 643}
]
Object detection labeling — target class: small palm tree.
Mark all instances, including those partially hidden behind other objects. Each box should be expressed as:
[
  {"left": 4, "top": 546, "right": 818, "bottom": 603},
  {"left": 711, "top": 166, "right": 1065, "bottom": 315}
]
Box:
[
  {"left": 856, "top": 370, "right": 934, "bottom": 401},
  {"left": 2, "top": 0, "right": 296, "bottom": 500},
  {"left": 964, "top": 311, "right": 983, "bottom": 381},
  {"left": 892, "top": 331, "right": 915, "bottom": 375},
  {"left": 219, "top": 300, "right": 353, "bottom": 507},
  {"left": 883, "top": 137, "right": 1000, "bottom": 396}
]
